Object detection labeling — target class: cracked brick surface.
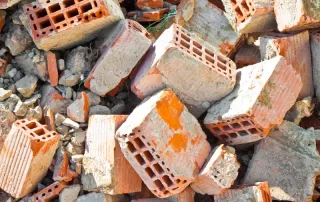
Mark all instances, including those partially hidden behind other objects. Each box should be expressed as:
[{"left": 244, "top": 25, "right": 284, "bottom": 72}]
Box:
[
  {"left": 116, "top": 89, "right": 211, "bottom": 198},
  {"left": 0, "top": 119, "right": 60, "bottom": 198},
  {"left": 204, "top": 56, "right": 302, "bottom": 145}
]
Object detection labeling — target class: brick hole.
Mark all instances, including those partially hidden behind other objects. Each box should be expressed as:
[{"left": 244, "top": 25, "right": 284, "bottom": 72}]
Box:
[
  {"left": 47, "top": 134, "right": 51, "bottom": 138},
  {"left": 248, "top": 128, "right": 259, "bottom": 134},
  {"left": 222, "top": 125, "right": 231, "bottom": 131},
  {"left": 36, "top": 34, "right": 40, "bottom": 37},
  {"left": 127, "top": 142, "right": 136, "bottom": 153},
  {"left": 29, "top": 14, "right": 34, "bottom": 20},
  {"left": 78, "top": 17, "right": 82, "bottom": 21},
  {"left": 171, "top": 174, "right": 174, "bottom": 177},
  {"left": 217, "top": 62, "right": 227, "bottom": 71},
  {"left": 161, "top": 161, "right": 165, "bottom": 165},
  {"left": 80, "top": 2, "right": 93, "bottom": 13},
  {"left": 49, "top": 3, "right": 61, "bottom": 13},
  {"left": 147, "top": 142, "right": 151, "bottom": 146},
  {"left": 143, "top": 151, "right": 154, "bottom": 162},
  {"left": 229, "top": 133, "right": 237, "bottom": 138},
  {"left": 152, "top": 148, "right": 155, "bottom": 153},
  {"left": 91, "top": 13, "right": 96, "bottom": 18},
  {"left": 63, "top": 0, "right": 75, "bottom": 7},
  {"left": 35, "top": 8, "right": 48, "bottom": 18},
  {"left": 32, "top": 24, "right": 37, "bottom": 30},
  {"left": 71, "top": 20, "right": 74, "bottom": 23},
  {"left": 57, "top": 26, "right": 60, "bottom": 29},
  {"left": 135, "top": 154, "right": 146, "bottom": 165},
  {"left": 180, "top": 40, "right": 190, "bottom": 49},
  {"left": 231, "top": 123, "right": 241, "bottom": 129},
  {"left": 46, "top": 0, "right": 50, "bottom": 3},
  {"left": 54, "top": 184, "right": 59, "bottom": 188},
  {"left": 193, "top": 41, "right": 202, "bottom": 49},
  {"left": 241, "top": 0, "right": 249, "bottom": 12},
  {"left": 48, "top": 189, "right": 52, "bottom": 192},
  {"left": 234, "top": 6, "right": 243, "bottom": 17},
  {"left": 145, "top": 167, "right": 156, "bottom": 178},
  {"left": 133, "top": 137, "right": 145, "bottom": 149},
  {"left": 33, "top": 5, "right": 37, "bottom": 8},
  {"left": 84, "top": 15, "right": 89, "bottom": 20},
  {"left": 33, "top": 128, "right": 45, "bottom": 136},
  {"left": 50, "top": 28, "right": 53, "bottom": 32},
  {"left": 156, "top": 154, "right": 160, "bottom": 159},
  {"left": 66, "top": 8, "right": 79, "bottom": 18},
  {"left": 241, "top": 121, "right": 251, "bottom": 126},
  {"left": 176, "top": 179, "right": 181, "bottom": 183},
  {"left": 129, "top": 133, "right": 135, "bottom": 137},
  {"left": 26, "top": 122, "right": 37, "bottom": 129},
  {"left": 52, "top": 13, "right": 65, "bottom": 23},
  {"left": 93, "top": 0, "right": 97, "bottom": 7},
  {"left": 181, "top": 33, "right": 190, "bottom": 42},
  {"left": 42, "top": 31, "right": 46, "bottom": 34},
  {"left": 239, "top": 130, "right": 248, "bottom": 136},
  {"left": 42, "top": 193, "right": 46, "bottom": 196},
  {"left": 193, "top": 48, "right": 202, "bottom": 57},
  {"left": 153, "top": 180, "right": 165, "bottom": 191},
  {"left": 182, "top": 180, "right": 187, "bottom": 184},
  {"left": 231, "top": 0, "right": 237, "bottom": 5},
  {"left": 36, "top": 197, "right": 39, "bottom": 200},
  {"left": 205, "top": 55, "right": 215, "bottom": 64},
  {"left": 141, "top": 135, "right": 145, "bottom": 139},
  {"left": 63, "top": 23, "right": 67, "bottom": 27},
  {"left": 219, "top": 134, "right": 229, "bottom": 140},
  {"left": 212, "top": 127, "right": 221, "bottom": 133},
  {"left": 27, "top": 8, "right": 30, "bottom": 11},
  {"left": 29, "top": 133, "right": 35, "bottom": 137},
  {"left": 164, "top": 190, "right": 170, "bottom": 195},
  {"left": 153, "top": 163, "right": 164, "bottom": 174}
]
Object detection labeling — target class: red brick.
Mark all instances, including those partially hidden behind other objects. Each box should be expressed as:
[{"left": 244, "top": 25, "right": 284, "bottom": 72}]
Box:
[
  {"left": 32, "top": 181, "right": 67, "bottom": 202},
  {"left": 0, "top": 53, "right": 11, "bottom": 77},
  {"left": 47, "top": 52, "right": 58, "bottom": 86},
  {"left": 136, "top": 0, "right": 163, "bottom": 9},
  {"left": 127, "top": 8, "right": 169, "bottom": 22},
  {"left": 44, "top": 108, "right": 56, "bottom": 131},
  {"left": 234, "top": 44, "right": 260, "bottom": 68},
  {"left": 204, "top": 56, "right": 302, "bottom": 145},
  {"left": 116, "top": 89, "right": 211, "bottom": 198},
  {"left": 0, "top": 10, "right": 6, "bottom": 32},
  {"left": 53, "top": 148, "right": 78, "bottom": 182},
  {"left": 0, "top": 119, "right": 60, "bottom": 198}
]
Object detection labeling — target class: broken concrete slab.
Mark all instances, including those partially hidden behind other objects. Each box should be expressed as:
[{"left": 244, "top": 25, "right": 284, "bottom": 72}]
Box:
[{"left": 15, "top": 74, "right": 38, "bottom": 98}]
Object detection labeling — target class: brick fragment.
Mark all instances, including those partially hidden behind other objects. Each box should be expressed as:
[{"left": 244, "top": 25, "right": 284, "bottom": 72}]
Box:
[
  {"left": 0, "top": 119, "right": 60, "bottom": 198},
  {"left": 136, "top": 0, "right": 163, "bottom": 9},
  {"left": 20, "top": 0, "right": 124, "bottom": 51},
  {"left": 53, "top": 147, "right": 78, "bottom": 182},
  {"left": 0, "top": 53, "right": 11, "bottom": 77},
  {"left": 166, "top": 187, "right": 195, "bottom": 202},
  {"left": 40, "top": 84, "right": 72, "bottom": 114},
  {"left": 127, "top": 8, "right": 169, "bottom": 22},
  {"left": 15, "top": 74, "right": 38, "bottom": 98},
  {"left": 175, "top": 0, "right": 244, "bottom": 56},
  {"left": 135, "top": 182, "right": 155, "bottom": 199},
  {"left": 274, "top": 0, "right": 320, "bottom": 32},
  {"left": 82, "top": 115, "right": 142, "bottom": 194},
  {"left": 116, "top": 89, "right": 211, "bottom": 198},
  {"left": 67, "top": 91, "right": 89, "bottom": 123},
  {"left": 131, "top": 23, "right": 236, "bottom": 117},
  {"left": 234, "top": 44, "right": 260, "bottom": 68},
  {"left": 310, "top": 31, "right": 320, "bottom": 102},
  {"left": 45, "top": 108, "right": 56, "bottom": 131},
  {"left": 204, "top": 56, "right": 302, "bottom": 145},
  {"left": 222, "top": 0, "right": 276, "bottom": 33},
  {"left": 47, "top": 52, "right": 58, "bottom": 86},
  {"left": 260, "top": 31, "right": 313, "bottom": 99},
  {"left": 190, "top": 145, "right": 239, "bottom": 195},
  {"left": 0, "top": 10, "right": 6, "bottom": 31},
  {"left": 32, "top": 181, "right": 67, "bottom": 202},
  {"left": 214, "top": 182, "right": 272, "bottom": 202},
  {"left": 242, "top": 121, "right": 320, "bottom": 201}
]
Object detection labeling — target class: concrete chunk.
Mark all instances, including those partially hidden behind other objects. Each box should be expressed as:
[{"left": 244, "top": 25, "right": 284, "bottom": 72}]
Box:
[
  {"left": 67, "top": 92, "right": 89, "bottom": 123},
  {"left": 15, "top": 74, "right": 38, "bottom": 98}
]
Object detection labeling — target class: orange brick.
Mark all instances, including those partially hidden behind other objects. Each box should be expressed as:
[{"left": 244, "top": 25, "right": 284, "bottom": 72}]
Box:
[
  {"left": 234, "top": 44, "right": 260, "bottom": 68},
  {"left": 82, "top": 115, "right": 142, "bottom": 194},
  {"left": 117, "top": 89, "right": 211, "bottom": 198},
  {"left": 0, "top": 53, "right": 11, "bottom": 77},
  {"left": 0, "top": 119, "right": 60, "bottom": 198},
  {"left": 32, "top": 181, "right": 67, "bottom": 202},
  {"left": 47, "top": 52, "right": 58, "bottom": 86},
  {"left": 127, "top": 8, "right": 169, "bottom": 22},
  {"left": 44, "top": 108, "right": 56, "bottom": 131},
  {"left": 136, "top": 0, "right": 163, "bottom": 9},
  {"left": 204, "top": 56, "right": 302, "bottom": 145}
]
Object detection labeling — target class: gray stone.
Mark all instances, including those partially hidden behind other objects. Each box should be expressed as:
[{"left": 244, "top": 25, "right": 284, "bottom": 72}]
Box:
[
  {"left": 24, "top": 94, "right": 41, "bottom": 106},
  {"left": 89, "top": 105, "right": 111, "bottom": 116},
  {"left": 111, "top": 100, "right": 125, "bottom": 114},
  {"left": 3, "top": 95, "right": 19, "bottom": 111},
  {"left": 25, "top": 106, "right": 42, "bottom": 121},
  {"left": 7, "top": 68, "right": 17, "bottom": 78},
  {"left": 62, "top": 118, "right": 80, "bottom": 129},
  {"left": 65, "top": 87, "right": 73, "bottom": 99},
  {"left": 115, "top": 92, "right": 128, "bottom": 100},
  {"left": 58, "top": 59, "right": 65, "bottom": 71},
  {"left": 76, "top": 192, "right": 106, "bottom": 202},
  {"left": 15, "top": 74, "right": 38, "bottom": 98},
  {"left": 5, "top": 24, "right": 32, "bottom": 56},
  {"left": 59, "top": 70, "right": 80, "bottom": 87},
  {"left": 242, "top": 121, "right": 320, "bottom": 201},
  {"left": 13, "top": 70, "right": 23, "bottom": 82},
  {"left": 55, "top": 113, "right": 66, "bottom": 126},
  {"left": 71, "top": 129, "right": 85, "bottom": 146},
  {"left": 59, "top": 185, "right": 81, "bottom": 202},
  {"left": 66, "top": 46, "right": 91, "bottom": 75},
  {"left": 66, "top": 142, "right": 84, "bottom": 156},
  {"left": 7, "top": 84, "right": 16, "bottom": 94},
  {"left": 85, "top": 90, "right": 101, "bottom": 106},
  {"left": 0, "top": 88, "right": 12, "bottom": 101},
  {"left": 13, "top": 101, "right": 28, "bottom": 116},
  {"left": 56, "top": 125, "right": 69, "bottom": 135}
]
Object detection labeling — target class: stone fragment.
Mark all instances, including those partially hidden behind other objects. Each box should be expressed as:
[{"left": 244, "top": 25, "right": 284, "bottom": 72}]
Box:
[
  {"left": 310, "top": 31, "right": 320, "bottom": 102},
  {"left": 59, "top": 70, "right": 80, "bottom": 87},
  {"left": 67, "top": 92, "right": 89, "bottom": 123},
  {"left": 204, "top": 56, "right": 302, "bottom": 145},
  {"left": 111, "top": 100, "right": 126, "bottom": 114},
  {"left": 190, "top": 145, "right": 239, "bottom": 195},
  {"left": 62, "top": 118, "right": 80, "bottom": 129},
  {"left": 66, "top": 142, "right": 84, "bottom": 156},
  {"left": 65, "top": 46, "right": 91, "bottom": 75},
  {"left": 117, "top": 89, "right": 211, "bottom": 198},
  {"left": 53, "top": 147, "right": 78, "bottom": 182},
  {"left": 58, "top": 59, "right": 65, "bottom": 71},
  {"left": 55, "top": 113, "right": 66, "bottom": 126},
  {"left": 285, "top": 96, "right": 314, "bottom": 125},
  {"left": 15, "top": 74, "right": 38, "bottom": 98},
  {"left": 89, "top": 105, "right": 111, "bottom": 116},
  {"left": 59, "top": 185, "right": 81, "bottom": 202},
  {"left": 76, "top": 192, "right": 106, "bottom": 202},
  {"left": 85, "top": 90, "right": 101, "bottom": 106},
  {"left": 242, "top": 121, "right": 320, "bottom": 201},
  {"left": 65, "top": 87, "right": 73, "bottom": 99},
  {"left": 24, "top": 93, "right": 41, "bottom": 105},
  {"left": 127, "top": 9, "right": 170, "bottom": 22},
  {"left": 5, "top": 24, "right": 32, "bottom": 56},
  {"left": 13, "top": 101, "right": 28, "bottom": 116},
  {"left": 56, "top": 125, "right": 69, "bottom": 135},
  {"left": 0, "top": 88, "right": 11, "bottom": 101}
]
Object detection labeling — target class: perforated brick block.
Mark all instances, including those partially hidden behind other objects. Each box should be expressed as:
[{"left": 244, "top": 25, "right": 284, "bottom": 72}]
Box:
[
  {"left": 190, "top": 145, "right": 239, "bottom": 195},
  {"left": 131, "top": 23, "right": 236, "bottom": 117},
  {"left": 84, "top": 19, "right": 152, "bottom": 96},
  {"left": 127, "top": 8, "right": 169, "bottom": 22},
  {"left": 310, "top": 31, "right": 320, "bottom": 102},
  {"left": 222, "top": 0, "right": 276, "bottom": 33},
  {"left": 175, "top": 0, "right": 244, "bottom": 56},
  {"left": 214, "top": 182, "right": 272, "bottom": 202},
  {"left": 82, "top": 115, "right": 142, "bottom": 194},
  {"left": 0, "top": 119, "right": 60, "bottom": 198},
  {"left": 32, "top": 181, "right": 67, "bottom": 202},
  {"left": 204, "top": 56, "right": 302, "bottom": 145},
  {"left": 116, "top": 89, "right": 211, "bottom": 198},
  {"left": 136, "top": 0, "right": 163, "bottom": 9},
  {"left": 260, "top": 31, "right": 313, "bottom": 100},
  {"left": 274, "top": 0, "right": 320, "bottom": 32},
  {"left": 21, "top": 0, "right": 123, "bottom": 51}
]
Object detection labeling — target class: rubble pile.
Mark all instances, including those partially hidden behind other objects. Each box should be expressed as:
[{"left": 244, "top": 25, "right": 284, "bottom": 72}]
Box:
[{"left": 1, "top": 0, "right": 320, "bottom": 201}]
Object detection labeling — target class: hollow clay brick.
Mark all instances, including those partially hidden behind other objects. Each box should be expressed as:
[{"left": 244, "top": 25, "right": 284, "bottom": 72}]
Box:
[
  {"left": 47, "top": 52, "right": 59, "bottom": 86},
  {"left": 84, "top": 20, "right": 152, "bottom": 97},
  {"left": 82, "top": 115, "right": 142, "bottom": 194},
  {"left": 20, "top": 0, "right": 124, "bottom": 51},
  {"left": 32, "top": 181, "right": 67, "bottom": 202},
  {"left": 222, "top": 0, "right": 276, "bottom": 33},
  {"left": 260, "top": 31, "right": 313, "bottom": 99},
  {"left": 175, "top": 0, "right": 244, "bottom": 56},
  {"left": 116, "top": 89, "right": 211, "bottom": 198},
  {"left": 0, "top": 119, "right": 60, "bottom": 198},
  {"left": 131, "top": 23, "right": 236, "bottom": 117},
  {"left": 204, "top": 56, "right": 302, "bottom": 145},
  {"left": 190, "top": 145, "right": 239, "bottom": 195},
  {"left": 214, "top": 182, "right": 272, "bottom": 202},
  {"left": 274, "top": 0, "right": 320, "bottom": 32}
]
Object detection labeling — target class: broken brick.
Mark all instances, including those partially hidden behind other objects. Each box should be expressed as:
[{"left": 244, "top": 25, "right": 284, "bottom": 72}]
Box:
[
  {"left": 260, "top": 31, "right": 313, "bottom": 99},
  {"left": 116, "top": 89, "right": 211, "bottom": 198},
  {"left": 131, "top": 23, "right": 236, "bottom": 117},
  {"left": 214, "top": 182, "right": 272, "bottom": 202},
  {"left": 44, "top": 108, "right": 56, "bottom": 131},
  {"left": 32, "top": 181, "right": 67, "bottom": 202},
  {"left": 127, "top": 8, "right": 169, "bottom": 22},
  {"left": 0, "top": 53, "right": 11, "bottom": 77},
  {"left": 0, "top": 10, "right": 6, "bottom": 32},
  {"left": 67, "top": 91, "right": 89, "bottom": 123},
  {"left": 47, "top": 52, "right": 58, "bottom": 86},
  {"left": 53, "top": 147, "right": 78, "bottom": 182},
  {"left": 190, "top": 145, "right": 239, "bottom": 195},
  {"left": 0, "top": 119, "right": 60, "bottom": 198},
  {"left": 204, "top": 56, "right": 302, "bottom": 145},
  {"left": 20, "top": 0, "right": 124, "bottom": 51},
  {"left": 136, "top": 0, "right": 163, "bottom": 9},
  {"left": 82, "top": 115, "right": 142, "bottom": 194},
  {"left": 166, "top": 187, "right": 195, "bottom": 202},
  {"left": 310, "top": 31, "right": 320, "bottom": 102},
  {"left": 234, "top": 44, "right": 260, "bottom": 68}
]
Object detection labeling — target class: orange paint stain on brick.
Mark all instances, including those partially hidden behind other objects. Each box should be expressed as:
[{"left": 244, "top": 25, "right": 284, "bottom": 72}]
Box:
[
  {"left": 156, "top": 90, "right": 184, "bottom": 131},
  {"left": 168, "top": 133, "right": 188, "bottom": 153},
  {"left": 191, "top": 136, "right": 201, "bottom": 146}
]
